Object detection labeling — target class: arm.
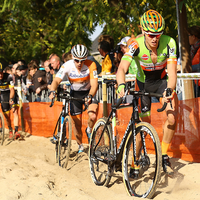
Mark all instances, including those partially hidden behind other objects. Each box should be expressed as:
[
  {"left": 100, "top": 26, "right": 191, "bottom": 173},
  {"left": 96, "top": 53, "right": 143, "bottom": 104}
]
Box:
[
  {"left": 9, "top": 87, "right": 15, "bottom": 100},
  {"left": 166, "top": 63, "right": 177, "bottom": 91},
  {"left": 89, "top": 78, "right": 98, "bottom": 97},
  {"left": 49, "top": 77, "right": 62, "bottom": 99},
  {"left": 116, "top": 59, "right": 131, "bottom": 97}
]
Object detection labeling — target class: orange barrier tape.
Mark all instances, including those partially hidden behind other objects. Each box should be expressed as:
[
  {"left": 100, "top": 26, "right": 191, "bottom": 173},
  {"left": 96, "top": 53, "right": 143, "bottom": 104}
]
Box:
[{"left": 1, "top": 98, "right": 200, "bottom": 162}]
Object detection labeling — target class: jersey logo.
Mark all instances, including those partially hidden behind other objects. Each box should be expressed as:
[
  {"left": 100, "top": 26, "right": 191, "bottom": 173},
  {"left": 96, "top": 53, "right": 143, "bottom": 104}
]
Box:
[
  {"left": 93, "top": 70, "right": 98, "bottom": 78},
  {"left": 169, "top": 47, "right": 175, "bottom": 55},
  {"left": 141, "top": 54, "right": 149, "bottom": 61}
]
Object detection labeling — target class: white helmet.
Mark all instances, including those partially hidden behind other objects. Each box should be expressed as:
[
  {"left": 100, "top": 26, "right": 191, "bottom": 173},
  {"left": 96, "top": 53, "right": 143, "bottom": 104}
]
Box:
[{"left": 71, "top": 44, "right": 88, "bottom": 60}]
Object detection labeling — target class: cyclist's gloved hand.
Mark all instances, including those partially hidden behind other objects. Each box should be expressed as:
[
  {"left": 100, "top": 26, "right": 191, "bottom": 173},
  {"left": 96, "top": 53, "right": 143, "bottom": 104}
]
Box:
[
  {"left": 9, "top": 98, "right": 14, "bottom": 107},
  {"left": 86, "top": 94, "right": 93, "bottom": 106},
  {"left": 164, "top": 88, "right": 174, "bottom": 109},
  {"left": 49, "top": 91, "right": 56, "bottom": 100},
  {"left": 117, "top": 83, "right": 126, "bottom": 97}
]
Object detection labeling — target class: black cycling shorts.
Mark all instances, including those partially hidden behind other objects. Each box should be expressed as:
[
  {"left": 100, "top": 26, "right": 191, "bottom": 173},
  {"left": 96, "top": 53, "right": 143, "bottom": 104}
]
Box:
[
  {"left": 70, "top": 90, "right": 98, "bottom": 116},
  {"left": 137, "top": 79, "right": 167, "bottom": 113},
  {"left": 0, "top": 90, "right": 19, "bottom": 113}
]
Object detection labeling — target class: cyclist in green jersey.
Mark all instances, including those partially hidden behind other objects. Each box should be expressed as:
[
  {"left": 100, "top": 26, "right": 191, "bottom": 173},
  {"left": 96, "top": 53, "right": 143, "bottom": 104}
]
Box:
[{"left": 116, "top": 9, "right": 178, "bottom": 177}]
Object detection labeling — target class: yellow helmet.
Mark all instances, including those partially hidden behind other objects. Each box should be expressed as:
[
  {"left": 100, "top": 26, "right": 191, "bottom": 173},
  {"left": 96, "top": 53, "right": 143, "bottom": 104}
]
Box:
[{"left": 140, "top": 9, "right": 165, "bottom": 33}]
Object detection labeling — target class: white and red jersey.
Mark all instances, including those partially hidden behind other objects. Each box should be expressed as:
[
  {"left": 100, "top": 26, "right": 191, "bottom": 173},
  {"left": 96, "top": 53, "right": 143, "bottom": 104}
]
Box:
[{"left": 56, "top": 59, "right": 98, "bottom": 91}]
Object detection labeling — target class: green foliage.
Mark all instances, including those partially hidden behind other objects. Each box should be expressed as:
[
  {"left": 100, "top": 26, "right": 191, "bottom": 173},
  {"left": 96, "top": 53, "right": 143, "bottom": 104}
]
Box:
[{"left": 0, "top": 0, "right": 199, "bottom": 63}]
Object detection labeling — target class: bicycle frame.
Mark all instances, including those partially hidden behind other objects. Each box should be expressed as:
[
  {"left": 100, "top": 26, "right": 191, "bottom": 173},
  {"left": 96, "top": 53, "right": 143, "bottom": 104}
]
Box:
[
  {"left": 53, "top": 95, "right": 69, "bottom": 140},
  {"left": 93, "top": 93, "right": 144, "bottom": 171},
  {"left": 92, "top": 87, "right": 165, "bottom": 171}
]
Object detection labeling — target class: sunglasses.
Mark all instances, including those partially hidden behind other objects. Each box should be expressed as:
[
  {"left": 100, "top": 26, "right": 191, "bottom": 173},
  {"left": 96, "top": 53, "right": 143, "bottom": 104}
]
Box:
[
  {"left": 74, "top": 59, "right": 85, "bottom": 63},
  {"left": 145, "top": 31, "right": 163, "bottom": 39}
]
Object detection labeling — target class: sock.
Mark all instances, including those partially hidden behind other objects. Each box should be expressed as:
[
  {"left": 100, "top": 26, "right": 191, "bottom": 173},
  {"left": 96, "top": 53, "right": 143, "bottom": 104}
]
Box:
[
  {"left": 15, "top": 126, "right": 18, "bottom": 133},
  {"left": 86, "top": 126, "right": 92, "bottom": 134},
  {"left": 162, "top": 141, "right": 170, "bottom": 155},
  {"left": 131, "top": 157, "right": 140, "bottom": 169},
  {"left": 8, "top": 126, "right": 12, "bottom": 132},
  {"left": 79, "top": 144, "right": 84, "bottom": 151}
]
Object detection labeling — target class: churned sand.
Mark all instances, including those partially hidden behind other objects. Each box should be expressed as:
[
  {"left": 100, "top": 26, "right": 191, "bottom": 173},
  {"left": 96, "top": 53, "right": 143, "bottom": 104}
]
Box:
[{"left": 0, "top": 132, "right": 199, "bottom": 200}]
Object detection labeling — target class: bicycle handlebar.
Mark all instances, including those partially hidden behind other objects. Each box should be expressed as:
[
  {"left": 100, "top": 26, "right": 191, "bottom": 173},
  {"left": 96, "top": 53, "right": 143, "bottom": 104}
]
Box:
[
  {"left": 103, "top": 79, "right": 117, "bottom": 84},
  {"left": 49, "top": 91, "right": 88, "bottom": 111},
  {"left": 115, "top": 89, "right": 169, "bottom": 112}
]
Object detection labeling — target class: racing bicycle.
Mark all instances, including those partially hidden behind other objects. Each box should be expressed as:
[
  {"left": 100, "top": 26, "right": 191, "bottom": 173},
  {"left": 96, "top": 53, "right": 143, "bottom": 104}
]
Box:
[
  {"left": 89, "top": 80, "right": 167, "bottom": 198},
  {"left": 50, "top": 91, "right": 88, "bottom": 168}
]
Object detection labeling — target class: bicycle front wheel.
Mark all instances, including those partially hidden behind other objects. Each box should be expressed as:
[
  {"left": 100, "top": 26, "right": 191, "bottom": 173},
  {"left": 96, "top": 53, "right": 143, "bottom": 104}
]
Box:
[
  {"left": 0, "top": 113, "right": 5, "bottom": 145},
  {"left": 122, "top": 122, "right": 162, "bottom": 198},
  {"left": 89, "top": 117, "right": 113, "bottom": 186},
  {"left": 57, "top": 116, "right": 72, "bottom": 168}
]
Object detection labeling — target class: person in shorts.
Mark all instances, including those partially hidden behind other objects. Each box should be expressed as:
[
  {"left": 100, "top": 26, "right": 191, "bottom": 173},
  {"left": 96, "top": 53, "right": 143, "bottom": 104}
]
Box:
[{"left": 49, "top": 44, "right": 99, "bottom": 153}]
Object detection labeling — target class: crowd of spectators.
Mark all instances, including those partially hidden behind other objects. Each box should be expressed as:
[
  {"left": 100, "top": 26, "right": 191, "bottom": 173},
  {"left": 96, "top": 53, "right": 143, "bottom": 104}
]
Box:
[{"left": 2, "top": 27, "right": 200, "bottom": 102}]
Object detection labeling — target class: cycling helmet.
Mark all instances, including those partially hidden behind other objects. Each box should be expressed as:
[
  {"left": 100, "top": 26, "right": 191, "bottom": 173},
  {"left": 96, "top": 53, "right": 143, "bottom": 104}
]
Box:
[
  {"left": 140, "top": 9, "right": 165, "bottom": 33},
  {"left": 71, "top": 44, "right": 88, "bottom": 60}
]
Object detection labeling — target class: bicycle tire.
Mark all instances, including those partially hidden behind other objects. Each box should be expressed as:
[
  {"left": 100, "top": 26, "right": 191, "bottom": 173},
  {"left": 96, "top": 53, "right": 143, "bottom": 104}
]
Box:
[
  {"left": 122, "top": 122, "right": 162, "bottom": 198},
  {"left": 55, "top": 114, "right": 61, "bottom": 163},
  {"left": 0, "top": 113, "right": 5, "bottom": 145},
  {"left": 89, "top": 117, "right": 113, "bottom": 186},
  {"left": 58, "top": 116, "right": 72, "bottom": 168}
]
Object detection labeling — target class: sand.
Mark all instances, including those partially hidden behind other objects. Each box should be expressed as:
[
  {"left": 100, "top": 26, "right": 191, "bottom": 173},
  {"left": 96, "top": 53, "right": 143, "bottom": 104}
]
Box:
[{"left": 0, "top": 132, "right": 199, "bottom": 200}]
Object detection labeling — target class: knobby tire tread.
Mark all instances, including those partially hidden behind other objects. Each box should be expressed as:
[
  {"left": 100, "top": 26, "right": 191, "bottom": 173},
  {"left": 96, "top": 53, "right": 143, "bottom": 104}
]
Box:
[
  {"left": 89, "top": 117, "right": 113, "bottom": 187},
  {"left": 122, "top": 122, "right": 162, "bottom": 198}
]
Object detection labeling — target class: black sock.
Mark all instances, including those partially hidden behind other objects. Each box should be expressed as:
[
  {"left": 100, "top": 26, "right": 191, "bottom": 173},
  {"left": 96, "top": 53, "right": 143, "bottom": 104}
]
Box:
[{"left": 15, "top": 126, "right": 18, "bottom": 133}]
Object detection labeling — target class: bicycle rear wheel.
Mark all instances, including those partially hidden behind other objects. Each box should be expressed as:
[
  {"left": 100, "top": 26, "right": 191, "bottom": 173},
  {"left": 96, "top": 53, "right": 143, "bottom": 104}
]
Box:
[
  {"left": 89, "top": 117, "right": 113, "bottom": 186},
  {"left": 0, "top": 113, "right": 5, "bottom": 145},
  {"left": 57, "top": 116, "right": 72, "bottom": 168},
  {"left": 122, "top": 122, "right": 162, "bottom": 198}
]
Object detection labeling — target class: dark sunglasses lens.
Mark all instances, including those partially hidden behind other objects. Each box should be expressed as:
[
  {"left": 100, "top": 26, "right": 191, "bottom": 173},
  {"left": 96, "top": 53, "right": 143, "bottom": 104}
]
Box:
[{"left": 148, "top": 34, "right": 160, "bottom": 38}]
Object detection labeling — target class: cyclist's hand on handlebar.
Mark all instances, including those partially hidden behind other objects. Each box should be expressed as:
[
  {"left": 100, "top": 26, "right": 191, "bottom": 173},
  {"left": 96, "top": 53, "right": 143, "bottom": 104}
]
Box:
[
  {"left": 85, "top": 94, "right": 93, "bottom": 106},
  {"left": 49, "top": 91, "right": 56, "bottom": 100},
  {"left": 163, "top": 88, "right": 174, "bottom": 109},
  {"left": 117, "top": 83, "right": 125, "bottom": 97}
]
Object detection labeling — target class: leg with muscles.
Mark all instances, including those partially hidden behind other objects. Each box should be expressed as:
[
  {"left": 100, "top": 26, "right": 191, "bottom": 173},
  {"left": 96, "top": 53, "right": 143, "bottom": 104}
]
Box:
[
  {"left": 162, "top": 94, "right": 178, "bottom": 174},
  {"left": 3, "top": 110, "right": 12, "bottom": 138},
  {"left": 86, "top": 103, "right": 98, "bottom": 143},
  {"left": 71, "top": 114, "right": 84, "bottom": 153},
  {"left": 13, "top": 106, "right": 20, "bottom": 139}
]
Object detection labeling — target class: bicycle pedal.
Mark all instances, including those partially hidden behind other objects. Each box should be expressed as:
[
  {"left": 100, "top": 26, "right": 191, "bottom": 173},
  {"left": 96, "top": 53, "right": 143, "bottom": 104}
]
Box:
[{"left": 104, "top": 154, "right": 114, "bottom": 162}]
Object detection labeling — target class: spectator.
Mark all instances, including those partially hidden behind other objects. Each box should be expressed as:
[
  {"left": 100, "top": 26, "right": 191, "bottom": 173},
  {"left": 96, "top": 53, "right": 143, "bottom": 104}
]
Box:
[
  {"left": 188, "top": 25, "right": 200, "bottom": 63},
  {"left": 28, "top": 63, "right": 47, "bottom": 102},
  {"left": 50, "top": 54, "right": 68, "bottom": 98},
  {"left": 3, "top": 66, "right": 12, "bottom": 74},
  {"left": 62, "top": 51, "right": 72, "bottom": 63},
  {"left": 98, "top": 40, "right": 116, "bottom": 75},
  {"left": 18, "top": 64, "right": 28, "bottom": 86},
  {"left": 18, "top": 59, "right": 27, "bottom": 66},
  {"left": 114, "top": 45, "right": 123, "bottom": 62},
  {"left": 98, "top": 35, "right": 114, "bottom": 51},
  {"left": 50, "top": 54, "right": 61, "bottom": 75},
  {"left": 87, "top": 55, "right": 102, "bottom": 75},
  {"left": 44, "top": 60, "right": 53, "bottom": 90},
  {"left": 188, "top": 25, "right": 200, "bottom": 97}
]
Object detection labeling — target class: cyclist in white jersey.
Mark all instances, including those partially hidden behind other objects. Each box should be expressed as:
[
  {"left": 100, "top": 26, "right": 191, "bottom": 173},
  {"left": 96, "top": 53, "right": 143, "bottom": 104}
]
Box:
[{"left": 49, "top": 44, "right": 98, "bottom": 153}]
